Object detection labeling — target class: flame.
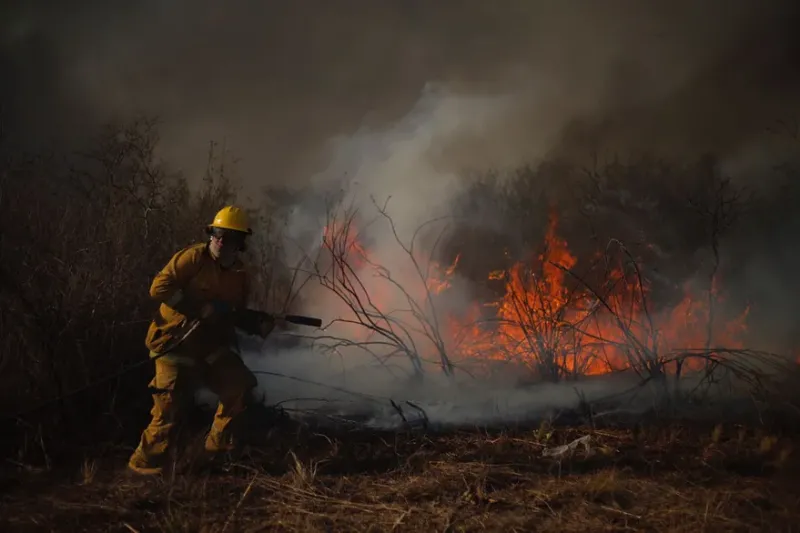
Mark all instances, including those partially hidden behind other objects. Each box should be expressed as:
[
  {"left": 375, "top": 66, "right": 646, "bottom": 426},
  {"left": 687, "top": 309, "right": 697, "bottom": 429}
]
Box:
[
  {"left": 443, "top": 212, "right": 748, "bottom": 378},
  {"left": 428, "top": 253, "right": 461, "bottom": 295},
  {"left": 322, "top": 210, "right": 749, "bottom": 380}
]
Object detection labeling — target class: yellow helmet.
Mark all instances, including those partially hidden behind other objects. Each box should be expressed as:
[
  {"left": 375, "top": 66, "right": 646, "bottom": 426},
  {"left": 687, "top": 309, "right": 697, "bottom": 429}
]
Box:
[{"left": 208, "top": 205, "right": 252, "bottom": 234}]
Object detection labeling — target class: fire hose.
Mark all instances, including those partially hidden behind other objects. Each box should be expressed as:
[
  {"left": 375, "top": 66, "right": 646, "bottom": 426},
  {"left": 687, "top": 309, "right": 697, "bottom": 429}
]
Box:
[{"left": 3, "top": 310, "right": 323, "bottom": 422}]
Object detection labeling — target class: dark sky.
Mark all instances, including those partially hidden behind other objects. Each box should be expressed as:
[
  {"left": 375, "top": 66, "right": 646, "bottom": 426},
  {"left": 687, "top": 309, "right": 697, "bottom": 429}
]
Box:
[{"left": 3, "top": 1, "right": 800, "bottom": 192}]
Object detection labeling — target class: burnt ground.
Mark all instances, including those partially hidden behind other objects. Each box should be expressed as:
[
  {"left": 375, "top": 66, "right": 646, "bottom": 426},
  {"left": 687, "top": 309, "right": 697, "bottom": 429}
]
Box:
[{"left": 1, "top": 412, "right": 799, "bottom": 533}]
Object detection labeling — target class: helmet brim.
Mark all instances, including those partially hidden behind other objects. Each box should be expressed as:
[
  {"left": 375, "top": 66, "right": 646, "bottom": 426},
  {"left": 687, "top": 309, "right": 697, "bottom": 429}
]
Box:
[{"left": 207, "top": 225, "right": 253, "bottom": 236}]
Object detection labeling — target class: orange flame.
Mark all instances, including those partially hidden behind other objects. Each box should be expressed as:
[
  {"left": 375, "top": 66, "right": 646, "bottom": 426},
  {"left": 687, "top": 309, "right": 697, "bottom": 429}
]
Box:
[
  {"left": 443, "top": 212, "right": 748, "bottom": 377},
  {"left": 323, "top": 211, "right": 749, "bottom": 379}
]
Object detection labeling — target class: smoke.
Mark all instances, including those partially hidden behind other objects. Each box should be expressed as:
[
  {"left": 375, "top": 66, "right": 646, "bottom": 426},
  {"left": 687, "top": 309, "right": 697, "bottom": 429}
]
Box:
[
  {"left": 3, "top": 1, "right": 799, "bottom": 189},
  {"left": 273, "top": 87, "right": 508, "bottom": 353},
  {"left": 231, "top": 87, "right": 562, "bottom": 424},
  {"left": 5, "top": 1, "right": 800, "bottom": 423},
  {"left": 232, "top": 86, "right": 772, "bottom": 427},
  {"left": 236, "top": 344, "right": 652, "bottom": 428}
]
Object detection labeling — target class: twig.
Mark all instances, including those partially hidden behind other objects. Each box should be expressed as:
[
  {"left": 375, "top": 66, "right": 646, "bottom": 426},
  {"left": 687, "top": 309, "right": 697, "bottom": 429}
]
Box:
[
  {"left": 252, "top": 370, "right": 386, "bottom": 403},
  {"left": 598, "top": 504, "right": 642, "bottom": 520},
  {"left": 221, "top": 473, "right": 258, "bottom": 533},
  {"left": 405, "top": 401, "right": 430, "bottom": 429},
  {"left": 390, "top": 400, "right": 409, "bottom": 428}
]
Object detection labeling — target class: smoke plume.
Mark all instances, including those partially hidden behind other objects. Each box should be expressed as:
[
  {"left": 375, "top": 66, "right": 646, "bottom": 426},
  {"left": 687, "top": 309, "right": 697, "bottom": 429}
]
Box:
[
  {"left": 3, "top": 1, "right": 799, "bottom": 190},
  {"left": 4, "top": 1, "right": 800, "bottom": 424}
]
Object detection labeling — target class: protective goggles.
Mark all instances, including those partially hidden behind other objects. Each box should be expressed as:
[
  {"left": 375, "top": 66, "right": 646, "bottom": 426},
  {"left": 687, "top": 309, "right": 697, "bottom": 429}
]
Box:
[{"left": 209, "top": 227, "right": 248, "bottom": 245}]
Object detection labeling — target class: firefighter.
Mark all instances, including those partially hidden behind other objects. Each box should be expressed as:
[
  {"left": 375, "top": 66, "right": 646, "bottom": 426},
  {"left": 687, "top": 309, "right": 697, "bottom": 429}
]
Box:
[{"left": 128, "top": 205, "right": 277, "bottom": 475}]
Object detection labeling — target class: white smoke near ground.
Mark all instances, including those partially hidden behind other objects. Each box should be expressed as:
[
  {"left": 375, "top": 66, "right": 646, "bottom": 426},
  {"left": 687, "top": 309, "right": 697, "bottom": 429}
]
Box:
[{"left": 234, "top": 343, "right": 651, "bottom": 428}]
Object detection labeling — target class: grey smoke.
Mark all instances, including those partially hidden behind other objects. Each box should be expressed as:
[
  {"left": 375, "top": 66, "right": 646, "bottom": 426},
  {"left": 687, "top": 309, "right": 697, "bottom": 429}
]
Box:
[{"left": 3, "top": 1, "right": 799, "bottom": 191}]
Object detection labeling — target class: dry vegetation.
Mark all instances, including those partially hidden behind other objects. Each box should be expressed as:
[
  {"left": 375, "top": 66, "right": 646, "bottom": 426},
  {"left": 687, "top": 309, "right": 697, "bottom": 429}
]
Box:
[
  {"left": 2, "top": 118, "right": 800, "bottom": 531},
  {"left": 2, "top": 413, "right": 799, "bottom": 532},
  {"left": 0, "top": 119, "right": 294, "bottom": 461}
]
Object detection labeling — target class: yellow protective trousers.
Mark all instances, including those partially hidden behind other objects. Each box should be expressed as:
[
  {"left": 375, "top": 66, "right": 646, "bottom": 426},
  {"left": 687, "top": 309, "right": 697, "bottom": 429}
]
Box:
[{"left": 129, "top": 348, "right": 258, "bottom": 469}]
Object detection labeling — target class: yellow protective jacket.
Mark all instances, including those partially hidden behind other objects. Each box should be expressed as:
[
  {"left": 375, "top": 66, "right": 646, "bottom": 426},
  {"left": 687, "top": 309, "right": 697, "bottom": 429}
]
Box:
[{"left": 145, "top": 243, "right": 250, "bottom": 357}]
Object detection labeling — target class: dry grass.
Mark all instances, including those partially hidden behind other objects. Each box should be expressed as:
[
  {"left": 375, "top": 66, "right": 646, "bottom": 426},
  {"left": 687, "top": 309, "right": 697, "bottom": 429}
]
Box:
[{"left": 1, "top": 421, "right": 798, "bottom": 532}]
